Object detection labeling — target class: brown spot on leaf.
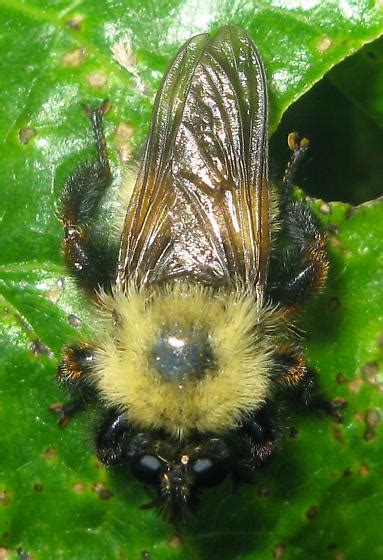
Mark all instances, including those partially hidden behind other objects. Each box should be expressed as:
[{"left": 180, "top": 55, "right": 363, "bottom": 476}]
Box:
[
  {"left": 330, "top": 236, "right": 341, "bottom": 249},
  {"left": 343, "top": 467, "right": 352, "bottom": 477},
  {"left": 115, "top": 122, "right": 135, "bottom": 163},
  {"left": 319, "top": 201, "right": 331, "bottom": 214},
  {"left": 66, "top": 14, "right": 84, "bottom": 30},
  {"left": 34, "top": 483, "right": 43, "bottom": 492},
  {"left": 168, "top": 536, "right": 182, "bottom": 549},
  {"left": 68, "top": 314, "right": 83, "bottom": 328},
  {"left": 258, "top": 485, "right": 270, "bottom": 497},
  {"left": 73, "top": 483, "right": 86, "bottom": 493},
  {"left": 362, "top": 361, "right": 379, "bottom": 379},
  {"left": 87, "top": 70, "right": 108, "bottom": 89},
  {"left": 0, "top": 491, "right": 9, "bottom": 506},
  {"left": 336, "top": 372, "right": 346, "bottom": 384},
  {"left": 19, "top": 127, "right": 36, "bottom": 144},
  {"left": 93, "top": 482, "right": 113, "bottom": 500},
  {"left": 361, "top": 361, "right": 383, "bottom": 390},
  {"left": 30, "top": 339, "right": 53, "bottom": 358},
  {"left": 348, "top": 378, "right": 362, "bottom": 394},
  {"left": 328, "top": 296, "right": 340, "bottom": 312},
  {"left": 119, "top": 143, "right": 133, "bottom": 163},
  {"left": 316, "top": 36, "right": 332, "bottom": 53},
  {"left": 328, "top": 397, "right": 348, "bottom": 422},
  {"left": 364, "top": 409, "right": 381, "bottom": 441},
  {"left": 306, "top": 506, "right": 318, "bottom": 520},
  {"left": 46, "top": 284, "right": 62, "bottom": 304},
  {"left": 359, "top": 464, "right": 369, "bottom": 477},
  {"left": 111, "top": 37, "right": 144, "bottom": 94},
  {"left": 141, "top": 551, "right": 151, "bottom": 559},
  {"left": 115, "top": 122, "right": 134, "bottom": 143},
  {"left": 332, "top": 426, "right": 344, "bottom": 443},
  {"left": 49, "top": 402, "right": 64, "bottom": 413},
  {"left": 0, "top": 547, "right": 9, "bottom": 560},
  {"left": 272, "top": 544, "right": 286, "bottom": 559},
  {"left": 62, "top": 48, "right": 86, "bottom": 67},
  {"left": 42, "top": 447, "right": 58, "bottom": 460}
]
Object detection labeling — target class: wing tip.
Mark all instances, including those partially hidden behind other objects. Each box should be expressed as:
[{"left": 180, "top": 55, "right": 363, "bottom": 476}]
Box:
[{"left": 211, "top": 23, "right": 253, "bottom": 42}]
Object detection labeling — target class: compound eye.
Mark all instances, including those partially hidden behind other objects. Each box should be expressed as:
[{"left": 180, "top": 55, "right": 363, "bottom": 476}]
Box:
[
  {"left": 191, "top": 458, "right": 227, "bottom": 487},
  {"left": 130, "top": 454, "right": 162, "bottom": 485}
]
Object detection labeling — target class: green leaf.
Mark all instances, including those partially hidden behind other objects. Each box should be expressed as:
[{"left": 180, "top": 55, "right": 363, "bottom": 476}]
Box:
[
  {"left": 330, "top": 35, "right": 383, "bottom": 128},
  {"left": 271, "top": 34, "right": 383, "bottom": 205},
  {"left": 1, "top": 1, "right": 383, "bottom": 559}
]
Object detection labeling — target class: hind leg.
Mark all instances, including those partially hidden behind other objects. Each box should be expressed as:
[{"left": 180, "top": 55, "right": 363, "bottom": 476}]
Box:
[{"left": 269, "top": 133, "right": 328, "bottom": 308}]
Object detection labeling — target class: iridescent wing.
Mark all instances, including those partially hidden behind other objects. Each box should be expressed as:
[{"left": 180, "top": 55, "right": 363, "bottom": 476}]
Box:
[{"left": 117, "top": 25, "right": 270, "bottom": 298}]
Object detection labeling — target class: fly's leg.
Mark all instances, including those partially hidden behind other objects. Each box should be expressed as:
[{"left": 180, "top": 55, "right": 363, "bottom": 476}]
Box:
[{"left": 58, "top": 100, "right": 117, "bottom": 297}]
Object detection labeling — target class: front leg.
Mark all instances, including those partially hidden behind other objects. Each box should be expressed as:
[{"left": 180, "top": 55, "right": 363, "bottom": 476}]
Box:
[
  {"left": 95, "top": 409, "right": 132, "bottom": 465},
  {"left": 58, "top": 343, "right": 96, "bottom": 391},
  {"left": 235, "top": 407, "right": 279, "bottom": 478},
  {"left": 53, "top": 343, "right": 97, "bottom": 425},
  {"left": 276, "top": 348, "right": 316, "bottom": 406},
  {"left": 275, "top": 349, "right": 346, "bottom": 419}
]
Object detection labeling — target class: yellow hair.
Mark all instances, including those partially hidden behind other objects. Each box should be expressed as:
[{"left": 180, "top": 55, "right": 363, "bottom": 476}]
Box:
[{"left": 93, "top": 283, "right": 284, "bottom": 438}]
